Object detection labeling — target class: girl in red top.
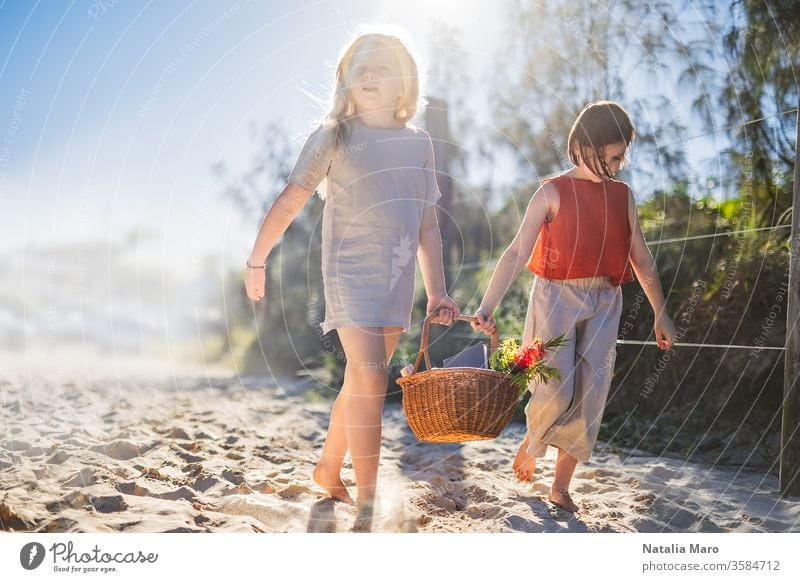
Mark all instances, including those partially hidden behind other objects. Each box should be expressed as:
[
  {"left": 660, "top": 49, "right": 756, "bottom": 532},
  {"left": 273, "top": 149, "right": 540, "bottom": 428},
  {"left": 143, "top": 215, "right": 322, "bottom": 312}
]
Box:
[{"left": 472, "top": 101, "right": 676, "bottom": 513}]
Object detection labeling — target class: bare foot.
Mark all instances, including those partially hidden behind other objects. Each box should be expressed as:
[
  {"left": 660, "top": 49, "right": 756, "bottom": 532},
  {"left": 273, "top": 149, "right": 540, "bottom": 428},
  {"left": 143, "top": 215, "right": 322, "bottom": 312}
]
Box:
[
  {"left": 512, "top": 433, "right": 537, "bottom": 482},
  {"left": 312, "top": 464, "right": 355, "bottom": 505},
  {"left": 548, "top": 487, "right": 579, "bottom": 513}
]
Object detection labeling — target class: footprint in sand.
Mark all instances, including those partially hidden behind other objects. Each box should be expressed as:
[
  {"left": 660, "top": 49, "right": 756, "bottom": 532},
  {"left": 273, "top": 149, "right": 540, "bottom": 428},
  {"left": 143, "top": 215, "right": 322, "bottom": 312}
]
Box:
[
  {"left": 117, "top": 481, "right": 150, "bottom": 496},
  {"left": 48, "top": 492, "right": 128, "bottom": 514},
  {"left": 177, "top": 441, "right": 203, "bottom": 453},
  {"left": 430, "top": 496, "right": 457, "bottom": 512},
  {"left": 2, "top": 440, "right": 48, "bottom": 457},
  {"left": 46, "top": 450, "right": 70, "bottom": 465},
  {"left": 252, "top": 481, "right": 277, "bottom": 494},
  {"left": 153, "top": 486, "right": 197, "bottom": 503},
  {"left": 62, "top": 467, "right": 101, "bottom": 488},
  {"left": 37, "top": 516, "right": 79, "bottom": 532},
  {"left": 0, "top": 500, "right": 37, "bottom": 530},
  {"left": 277, "top": 483, "right": 313, "bottom": 500},
  {"left": 575, "top": 468, "right": 610, "bottom": 480},
  {"left": 89, "top": 440, "right": 146, "bottom": 461},
  {"left": 166, "top": 427, "right": 192, "bottom": 440},
  {"left": 222, "top": 468, "right": 245, "bottom": 485},
  {"left": 174, "top": 450, "right": 204, "bottom": 463},
  {"left": 90, "top": 495, "right": 128, "bottom": 513},
  {"left": 647, "top": 465, "right": 678, "bottom": 481},
  {"left": 193, "top": 475, "right": 220, "bottom": 493}
]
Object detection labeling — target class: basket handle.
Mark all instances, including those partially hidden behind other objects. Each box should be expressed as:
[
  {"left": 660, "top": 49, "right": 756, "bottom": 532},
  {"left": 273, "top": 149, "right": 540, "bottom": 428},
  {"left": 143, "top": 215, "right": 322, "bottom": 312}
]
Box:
[{"left": 410, "top": 310, "right": 499, "bottom": 375}]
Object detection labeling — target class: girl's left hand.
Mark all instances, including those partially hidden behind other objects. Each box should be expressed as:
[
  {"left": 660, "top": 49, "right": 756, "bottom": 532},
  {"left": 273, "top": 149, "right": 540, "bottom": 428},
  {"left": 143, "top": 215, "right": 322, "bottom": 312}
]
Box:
[
  {"left": 655, "top": 312, "right": 676, "bottom": 350},
  {"left": 427, "top": 295, "right": 461, "bottom": 326}
]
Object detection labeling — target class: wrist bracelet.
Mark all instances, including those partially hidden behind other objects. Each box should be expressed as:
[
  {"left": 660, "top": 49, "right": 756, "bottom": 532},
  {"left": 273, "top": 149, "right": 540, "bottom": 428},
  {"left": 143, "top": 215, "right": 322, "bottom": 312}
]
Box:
[{"left": 246, "top": 259, "right": 267, "bottom": 269}]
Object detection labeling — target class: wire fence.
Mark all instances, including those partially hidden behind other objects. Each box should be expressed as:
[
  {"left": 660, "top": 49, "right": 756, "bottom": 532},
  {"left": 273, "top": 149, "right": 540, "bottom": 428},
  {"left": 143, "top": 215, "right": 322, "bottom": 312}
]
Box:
[
  {"left": 434, "top": 106, "right": 798, "bottom": 352},
  {"left": 260, "top": 105, "right": 797, "bottom": 356}
]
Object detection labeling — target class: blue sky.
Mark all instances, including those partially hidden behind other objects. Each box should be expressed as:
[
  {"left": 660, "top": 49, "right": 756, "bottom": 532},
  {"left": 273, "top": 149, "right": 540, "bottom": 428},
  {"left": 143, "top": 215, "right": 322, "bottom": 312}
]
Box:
[
  {"left": 0, "top": 0, "right": 505, "bottom": 356},
  {"left": 0, "top": 0, "right": 500, "bottom": 277},
  {"left": 0, "top": 0, "right": 759, "bottom": 360},
  {"left": 0, "top": 0, "right": 737, "bottom": 285}
]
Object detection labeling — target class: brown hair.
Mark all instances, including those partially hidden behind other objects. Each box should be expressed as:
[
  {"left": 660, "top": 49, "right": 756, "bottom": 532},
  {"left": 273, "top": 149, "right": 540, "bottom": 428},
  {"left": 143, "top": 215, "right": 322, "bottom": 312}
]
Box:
[{"left": 568, "top": 101, "right": 635, "bottom": 179}]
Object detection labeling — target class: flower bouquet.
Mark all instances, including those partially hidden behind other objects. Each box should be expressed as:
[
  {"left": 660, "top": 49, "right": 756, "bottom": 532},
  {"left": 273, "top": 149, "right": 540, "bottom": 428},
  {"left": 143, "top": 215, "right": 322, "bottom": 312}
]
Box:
[{"left": 489, "top": 336, "right": 569, "bottom": 393}]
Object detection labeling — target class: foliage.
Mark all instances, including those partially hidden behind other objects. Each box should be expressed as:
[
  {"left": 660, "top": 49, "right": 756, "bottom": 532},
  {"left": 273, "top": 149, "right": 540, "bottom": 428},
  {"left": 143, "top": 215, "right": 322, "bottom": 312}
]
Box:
[
  {"left": 489, "top": 336, "right": 569, "bottom": 393},
  {"left": 209, "top": 0, "right": 797, "bottom": 473}
]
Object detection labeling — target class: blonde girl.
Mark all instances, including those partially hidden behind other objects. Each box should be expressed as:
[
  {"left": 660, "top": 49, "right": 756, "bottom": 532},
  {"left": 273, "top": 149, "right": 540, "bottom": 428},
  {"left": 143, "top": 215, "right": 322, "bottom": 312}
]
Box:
[{"left": 245, "top": 29, "right": 459, "bottom": 530}]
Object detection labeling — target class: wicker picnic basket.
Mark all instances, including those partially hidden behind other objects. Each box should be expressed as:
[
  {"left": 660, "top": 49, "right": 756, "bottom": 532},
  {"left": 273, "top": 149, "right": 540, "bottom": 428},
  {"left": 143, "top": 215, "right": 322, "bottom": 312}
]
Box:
[{"left": 396, "top": 312, "right": 520, "bottom": 443}]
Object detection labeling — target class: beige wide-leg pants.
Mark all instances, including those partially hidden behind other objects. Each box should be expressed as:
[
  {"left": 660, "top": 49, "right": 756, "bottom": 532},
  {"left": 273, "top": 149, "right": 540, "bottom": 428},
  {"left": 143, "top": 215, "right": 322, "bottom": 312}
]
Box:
[{"left": 522, "top": 275, "right": 623, "bottom": 462}]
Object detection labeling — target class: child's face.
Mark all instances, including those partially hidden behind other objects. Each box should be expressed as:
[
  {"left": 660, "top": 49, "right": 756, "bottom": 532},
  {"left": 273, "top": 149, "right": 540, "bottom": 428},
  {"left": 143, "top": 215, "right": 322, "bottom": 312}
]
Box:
[
  {"left": 603, "top": 141, "right": 628, "bottom": 176},
  {"left": 578, "top": 140, "right": 628, "bottom": 179},
  {"left": 347, "top": 42, "right": 404, "bottom": 116}
]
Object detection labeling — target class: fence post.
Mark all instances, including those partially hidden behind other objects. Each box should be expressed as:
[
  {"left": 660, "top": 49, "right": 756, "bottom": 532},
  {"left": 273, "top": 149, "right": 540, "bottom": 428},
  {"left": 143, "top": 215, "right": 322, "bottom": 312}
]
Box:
[{"left": 781, "top": 104, "right": 800, "bottom": 497}]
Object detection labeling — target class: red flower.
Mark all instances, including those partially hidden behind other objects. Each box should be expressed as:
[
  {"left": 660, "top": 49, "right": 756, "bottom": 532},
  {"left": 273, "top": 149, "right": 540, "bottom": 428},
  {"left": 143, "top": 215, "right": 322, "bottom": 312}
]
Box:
[{"left": 510, "top": 341, "right": 546, "bottom": 373}]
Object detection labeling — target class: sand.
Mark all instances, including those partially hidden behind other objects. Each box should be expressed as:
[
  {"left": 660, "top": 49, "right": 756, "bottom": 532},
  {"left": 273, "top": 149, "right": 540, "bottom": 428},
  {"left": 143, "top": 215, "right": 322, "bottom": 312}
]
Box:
[{"left": 1, "top": 346, "right": 799, "bottom": 533}]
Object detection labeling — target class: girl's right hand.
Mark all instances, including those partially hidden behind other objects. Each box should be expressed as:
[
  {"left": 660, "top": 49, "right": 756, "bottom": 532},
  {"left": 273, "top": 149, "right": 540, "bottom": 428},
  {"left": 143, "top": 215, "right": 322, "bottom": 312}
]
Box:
[
  {"left": 245, "top": 267, "right": 266, "bottom": 302},
  {"left": 470, "top": 307, "right": 496, "bottom": 336}
]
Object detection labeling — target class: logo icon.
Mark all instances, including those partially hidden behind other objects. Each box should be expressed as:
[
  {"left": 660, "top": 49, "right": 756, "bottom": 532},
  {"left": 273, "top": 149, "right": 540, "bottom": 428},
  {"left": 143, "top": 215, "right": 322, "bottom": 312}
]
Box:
[
  {"left": 390, "top": 233, "right": 413, "bottom": 291},
  {"left": 20, "top": 542, "right": 46, "bottom": 570}
]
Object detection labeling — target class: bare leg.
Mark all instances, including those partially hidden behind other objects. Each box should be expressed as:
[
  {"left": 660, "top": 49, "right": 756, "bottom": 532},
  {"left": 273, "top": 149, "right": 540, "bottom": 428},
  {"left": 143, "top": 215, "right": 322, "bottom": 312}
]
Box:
[
  {"left": 548, "top": 448, "right": 579, "bottom": 512},
  {"left": 512, "top": 432, "right": 538, "bottom": 482},
  {"left": 313, "top": 328, "right": 402, "bottom": 506},
  {"left": 336, "top": 326, "right": 397, "bottom": 531},
  {"left": 313, "top": 385, "right": 354, "bottom": 505}
]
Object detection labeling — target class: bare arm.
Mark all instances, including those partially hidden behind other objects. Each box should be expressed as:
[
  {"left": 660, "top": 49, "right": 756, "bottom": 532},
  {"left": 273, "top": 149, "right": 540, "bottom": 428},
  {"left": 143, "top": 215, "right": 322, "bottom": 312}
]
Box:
[
  {"left": 248, "top": 183, "right": 313, "bottom": 265},
  {"left": 627, "top": 188, "right": 675, "bottom": 349},
  {"left": 417, "top": 205, "right": 460, "bottom": 324},
  {"left": 417, "top": 205, "right": 447, "bottom": 298},
  {"left": 245, "top": 182, "right": 312, "bottom": 302},
  {"left": 627, "top": 189, "right": 666, "bottom": 316},
  {"left": 478, "top": 183, "right": 555, "bottom": 314}
]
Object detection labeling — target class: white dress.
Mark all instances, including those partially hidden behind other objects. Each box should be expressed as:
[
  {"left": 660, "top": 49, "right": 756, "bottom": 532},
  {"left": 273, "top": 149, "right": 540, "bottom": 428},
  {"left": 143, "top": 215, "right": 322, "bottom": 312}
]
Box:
[{"left": 288, "top": 119, "right": 442, "bottom": 335}]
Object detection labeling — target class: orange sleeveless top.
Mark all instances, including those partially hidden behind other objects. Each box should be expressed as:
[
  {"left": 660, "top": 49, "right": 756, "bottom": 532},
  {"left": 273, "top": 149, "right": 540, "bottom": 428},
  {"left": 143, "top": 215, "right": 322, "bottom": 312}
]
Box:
[{"left": 527, "top": 175, "right": 634, "bottom": 286}]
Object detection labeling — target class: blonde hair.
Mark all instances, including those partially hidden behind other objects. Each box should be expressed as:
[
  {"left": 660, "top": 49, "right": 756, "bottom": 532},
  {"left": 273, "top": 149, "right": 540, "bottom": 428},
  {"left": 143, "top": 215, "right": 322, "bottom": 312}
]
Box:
[
  {"left": 323, "top": 28, "right": 421, "bottom": 148},
  {"left": 305, "top": 27, "right": 422, "bottom": 200}
]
